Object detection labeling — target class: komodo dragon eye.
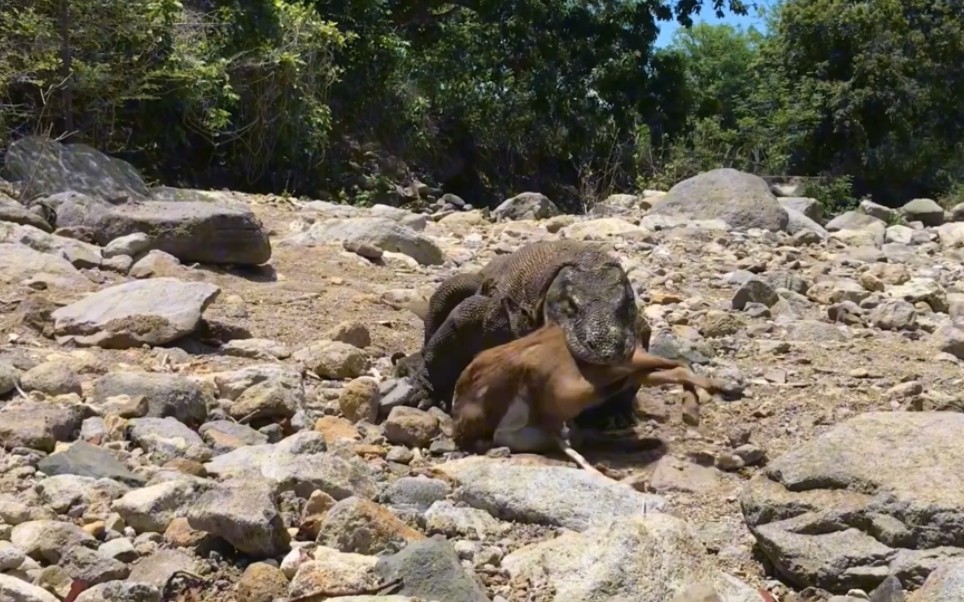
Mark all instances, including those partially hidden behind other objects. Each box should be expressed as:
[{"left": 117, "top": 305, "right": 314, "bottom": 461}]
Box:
[{"left": 562, "top": 298, "right": 579, "bottom": 315}]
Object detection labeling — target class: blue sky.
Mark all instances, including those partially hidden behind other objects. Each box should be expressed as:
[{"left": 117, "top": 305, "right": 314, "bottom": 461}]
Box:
[{"left": 654, "top": 1, "right": 774, "bottom": 47}]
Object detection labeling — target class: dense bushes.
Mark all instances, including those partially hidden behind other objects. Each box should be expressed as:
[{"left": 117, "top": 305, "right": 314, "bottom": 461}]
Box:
[{"left": 0, "top": 0, "right": 961, "bottom": 209}]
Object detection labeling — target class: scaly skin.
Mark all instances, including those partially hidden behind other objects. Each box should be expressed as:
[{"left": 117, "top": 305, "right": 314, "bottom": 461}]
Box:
[{"left": 401, "top": 239, "right": 643, "bottom": 430}]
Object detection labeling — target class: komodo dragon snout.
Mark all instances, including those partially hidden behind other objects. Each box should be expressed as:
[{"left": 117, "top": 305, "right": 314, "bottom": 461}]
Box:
[{"left": 542, "top": 261, "right": 637, "bottom": 365}]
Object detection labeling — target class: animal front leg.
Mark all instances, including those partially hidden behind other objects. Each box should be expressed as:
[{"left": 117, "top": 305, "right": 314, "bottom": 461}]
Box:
[
  {"left": 415, "top": 295, "right": 511, "bottom": 411},
  {"left": 553, "top": 431, "right": 619, "bottom": 483}
]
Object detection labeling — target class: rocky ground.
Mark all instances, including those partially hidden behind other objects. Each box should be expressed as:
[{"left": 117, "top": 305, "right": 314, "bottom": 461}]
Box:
[{"left": 1, "top": 136, "right": 964, "bottom": 602}]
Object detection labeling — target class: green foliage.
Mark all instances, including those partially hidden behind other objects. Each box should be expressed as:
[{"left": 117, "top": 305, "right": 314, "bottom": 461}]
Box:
[
  {"left": 800, "top": 175, "right": 857, "bottom": 214},
  {"left": 0, "top": 0, "right": 961, "bottom": 214}
]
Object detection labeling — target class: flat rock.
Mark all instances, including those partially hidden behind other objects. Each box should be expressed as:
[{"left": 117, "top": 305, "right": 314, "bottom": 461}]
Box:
[
  {"left": 204, "top": 433, "right": 377, "bottom": 501},
  {"left": 127, "top": 549, "right": 200, "bottom": 587},
  {"left": 186, "top": 479, "right": 290, "bottom": 559},
  {"left": 646, "top": 168, "right": 789, "bottom": 232},
  {"left": 73, "top": 581, "right": 161, "bottom": 602},
  {"left": 435, "top": 456, "right": 667, "bottom": 531},
  {"left": 51, "top": 278, "right": 220, "bottom": 348},
  {"left": 502, "top": 513, "right": 764, "bottom": 602},
  {"left": 0, "top": 401, "right": 87, "bottom": 452},
  {"left": 285, "top": 217, "right": 444, "bottom": 265},
  {"left": 90, "top": 371, "right": 210, "bottom": 426},
  {"left": 374, "top": 539, "right": 491, "bottom": 602},
  {"left": 11, "top": 520, "right": 96, "bottom": 564},
  {"left": 0, "top": 242, "right": 94, "bottom": 290},
  {"left": 0, "top": 195, "right": 52, "bottom": 231},
  {"left": 37, "top": 440, "right": 145, "bottom": 486},
  {"left": 0, "top": 573, "right": 60, "bottom": 602},
  {"left": 54, "top": 193, "right": 271, "bottom": 265},
  {"left": 127, "top": 417, "right": 212, "bottom": 463},
  {"left": 741, "top": 412, "right": 964, "bottom": 594},
  {"left": 112, "top": 479, "right": 208, "bottom": 533}
]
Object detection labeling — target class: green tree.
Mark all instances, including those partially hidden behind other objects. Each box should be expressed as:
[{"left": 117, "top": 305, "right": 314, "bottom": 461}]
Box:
[{"left": 765, "top": 0, "right": 964, "bottom": 203}]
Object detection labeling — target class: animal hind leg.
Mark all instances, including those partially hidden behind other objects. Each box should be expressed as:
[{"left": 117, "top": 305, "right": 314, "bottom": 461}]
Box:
[{"left": 636, "top": 365, "right": 724, "bottom": 394}]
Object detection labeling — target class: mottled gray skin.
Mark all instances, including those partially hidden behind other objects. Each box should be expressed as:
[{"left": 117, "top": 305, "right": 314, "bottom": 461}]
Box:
[{"left": 401, "top": 239, "right": 642, "bottom": 429}]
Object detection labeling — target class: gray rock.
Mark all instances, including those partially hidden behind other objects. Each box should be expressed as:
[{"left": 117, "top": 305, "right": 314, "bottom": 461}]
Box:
[
  {"left": 51, "top": 278, "right": 221, "bottom": 349},
  {"left": 221, "top": 338, "right": 291, "bottom": 360},
  {"left": 732, "top": 279, "right": 780, "bottom": 310},
  {"left": 784, "top": 208, "right": 829, "bottom": 239},
  {"left": 0, "top": 242, "right": 95, "bottom": 291},
  {"left": 3, "top": 136, "right": 151, "bottom": 201},
  {"left": 0, "top": 401, "right": 87, "bottom": 452},
  {"left": 127, "top": 549, "right": 199, "bottom": 587},
  {"left": 102, "top": 232, "right": 151, "bottom": 258},
  {"left": 198, "top": 420, "right": 269, "bottom": 454},
  {"left": 435, "top": 457, "right": 666, "bottom": 532},
  {"left": 37, "top": 440, "right": 145, "bottom": 485},
  {"left": 128, "top": 417, "right": 211, "bottom": 463},
  {"left": 0, "top": 541, "right": 27, "bottom": 571},
  {"left": 425, "top": 500, "right": 502, "bottom": 539},
  {"left": 914, "top": 558, "right": 964, "bottom": 601},
  {"left": 60, "top": 544, "right": 130, "bottom": 585},
  {"left": 860, "top": 199, "right": 898, "bottom": 222},
  {"left": 502, "top": 513, "right": 763, "bottom": 602},
  {"left": 901, "top": 198, "right": 944, "bottom": 227},
  {"left": 38, "top": 474, "right": 129, "bottom": 514},
  {"left": 492, "top": 192, "right": 561, "bottom": 221},
  {"left": 204, "top": 436, "right": 377, "bottom": 501},
  {"left": 317, "top": 497, "right": 424, "bottom": 555},
  {"left": 225, "top": 378, "right": 300, "bottom": 422},
  {"left": 646, "top": 168, "right": 789, "bottom": 232},
  {"left": 934, "top": 325, "right": 964, "bottom": 360},
  {"left": 778, "top": 197, "right": 823, "bottom": 221},
  {"left": 0, "top": 361, "right": 20, "bottom": 395},
  {"left": 186, "top": 479, "right": 290, "bottom": 559},
  {"left": 54, "top": 193, "right": 271, "bottom": 265},
  {"left": 0, "top": 573, "right": 60, "bottom": 602},
  {"left": 293, "top": 340, "right": 370, "bottom": 379},
  {"left": 826, "top": 211, "right": 886, "bottom": 232},
  {"left": 74, "top": 581, "right": 161, "bottom": 602},
  {"left": 888, "top": 278, "right": 948, "bottom": 313},
  {"left": 937, "top": 223, "right": 964, "bottom": 249},
  {"left": 98, "top": 537, "right": 137, "bottom": 563},
  {"left": 869, "top": 300, "right": 918, "bottom": 331},
  {"left": 112, "top": 479, "right": 208, "bottom": 534},
  {"left": 374, "top": 539, "right": 491, "bottom": 602},
  {"left": 11, "top": 520, "right": 96, "bottom": 563},
  {"left": 128, "top": 249, "right": 186, "bottom": 278},
  {"left": 741, "top": 412, "right": 964, "bottom": 593},
  {"left": 90, "top": 371, "right": 210, "bottom": 426},
  {"left": 285, "top": 217, "right": 444, "bottom": 265},
  {"left": 382, "top": 476, "right": 451, "bottom": 513},
  {"left": 383, "top": 406, "right": 441, "bottom": 447},
  {"left": 0, "top": 194, "right": 53, "bottom": 231},
  {"left": 19, "top": 361, "right": 82, "bottom": 396}
]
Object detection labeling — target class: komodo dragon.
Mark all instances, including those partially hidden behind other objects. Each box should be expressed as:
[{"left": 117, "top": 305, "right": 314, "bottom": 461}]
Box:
[{"left": 398, "top": 238, "right": 649, "bottom": 430}]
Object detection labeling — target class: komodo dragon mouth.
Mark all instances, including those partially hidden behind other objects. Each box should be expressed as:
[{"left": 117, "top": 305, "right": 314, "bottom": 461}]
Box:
[{"left": 542, "top": 261, "right": 638, "bottom": 365}]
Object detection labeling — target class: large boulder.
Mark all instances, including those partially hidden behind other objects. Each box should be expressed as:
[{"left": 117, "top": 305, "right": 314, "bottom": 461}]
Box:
[
  {"left": 646, "top": 168, "right": 789, "bottom": 232},
  {"left": 492, "top": 192, "right": 562, "bottom": 221},
  {"left": 502, "top": 513, "right": 765, "bottom": 602},
  {"left": 53, "top": 193, "right": 271, "bottom": 265},
  {"left": 741, "top": 412, "right": 964, "bottom": 594},
  {"left": 2, "top": 136, "right": 150, "bottom": 202}
]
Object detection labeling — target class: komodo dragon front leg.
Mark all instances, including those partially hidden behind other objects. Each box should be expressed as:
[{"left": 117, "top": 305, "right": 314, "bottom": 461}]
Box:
[
  {"left": 392, "top": 271, "right": 486, "bottom": 380},
  {"left": 409, "top": 293, "right": 516, "bottom": 412}
]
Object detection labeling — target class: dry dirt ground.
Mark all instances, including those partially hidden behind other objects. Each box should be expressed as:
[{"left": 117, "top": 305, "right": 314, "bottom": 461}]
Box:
[{"left": 2, "top": 197, "right": 959, "bottom": 600}]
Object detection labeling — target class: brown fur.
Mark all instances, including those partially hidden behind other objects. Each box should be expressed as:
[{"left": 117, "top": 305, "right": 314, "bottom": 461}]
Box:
[{"left": 452, "top": 323, "right": 725, "bottom": 471}]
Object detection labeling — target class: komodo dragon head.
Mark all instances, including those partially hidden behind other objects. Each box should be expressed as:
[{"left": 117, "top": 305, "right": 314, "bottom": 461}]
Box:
[{"left": 542, "top": 259, "right": 637, "bottom": 366}]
